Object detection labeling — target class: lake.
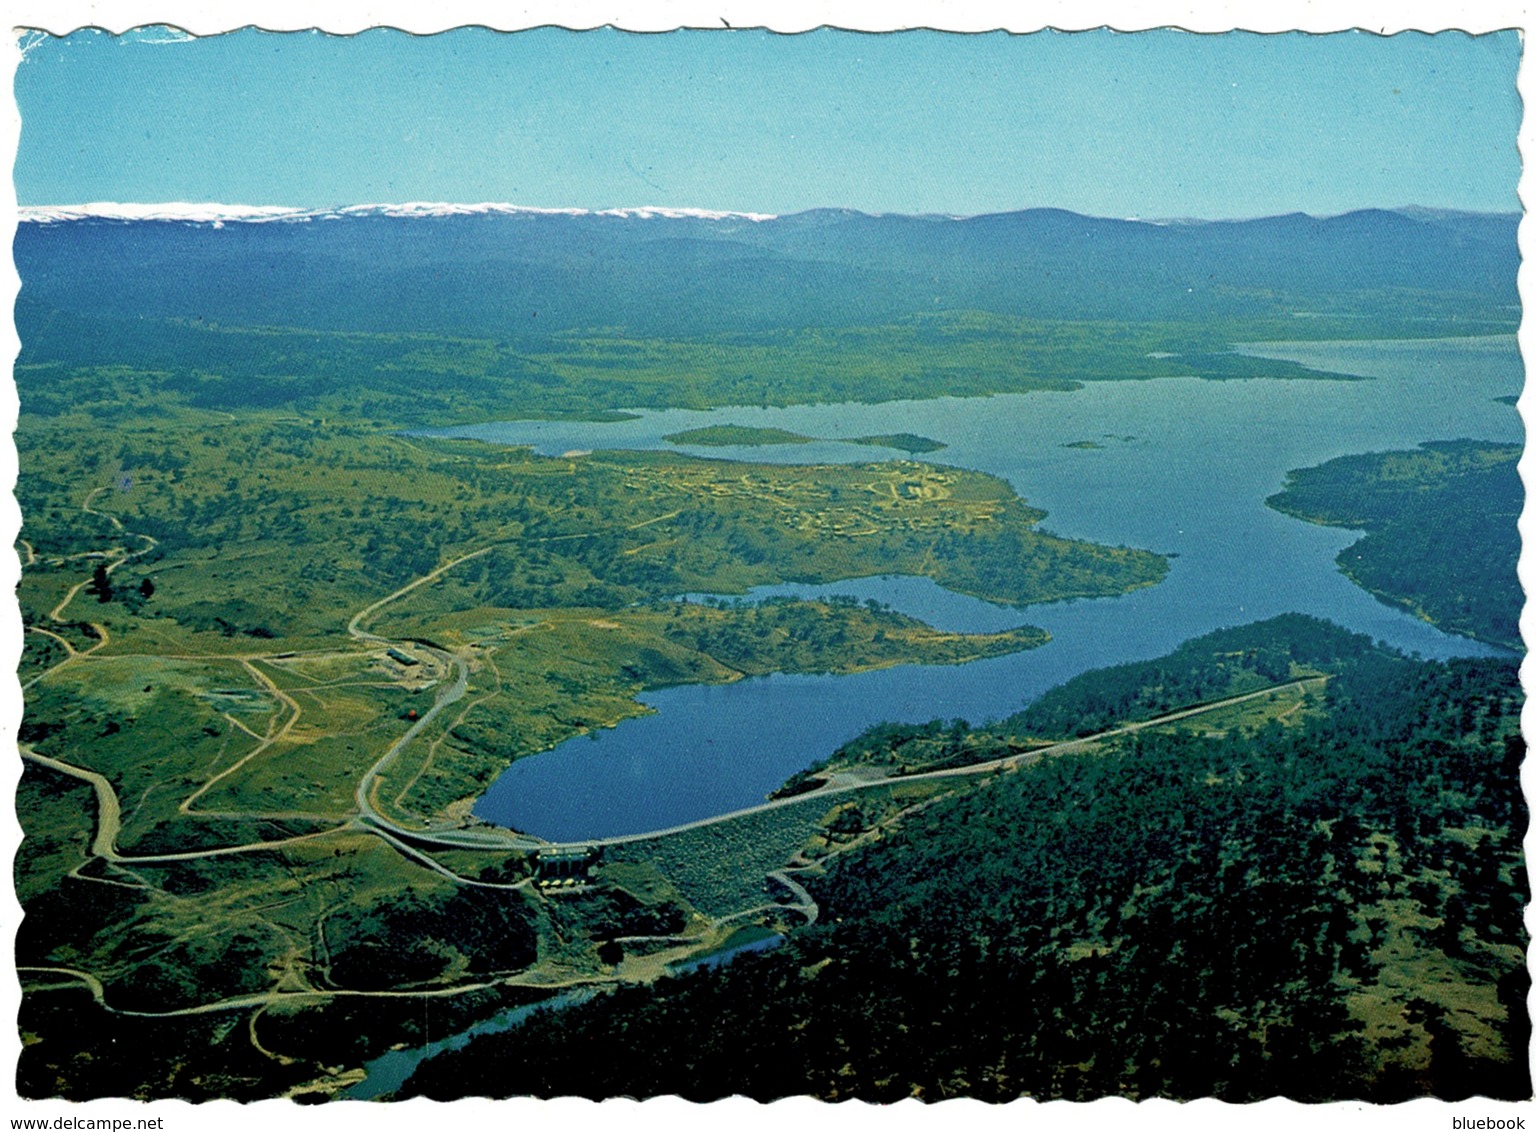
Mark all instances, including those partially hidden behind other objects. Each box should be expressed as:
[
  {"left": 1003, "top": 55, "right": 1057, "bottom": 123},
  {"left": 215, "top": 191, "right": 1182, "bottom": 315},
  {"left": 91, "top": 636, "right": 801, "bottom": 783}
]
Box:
[{"left": 433, "top": 337, "right": 1522, "bottom": 842}]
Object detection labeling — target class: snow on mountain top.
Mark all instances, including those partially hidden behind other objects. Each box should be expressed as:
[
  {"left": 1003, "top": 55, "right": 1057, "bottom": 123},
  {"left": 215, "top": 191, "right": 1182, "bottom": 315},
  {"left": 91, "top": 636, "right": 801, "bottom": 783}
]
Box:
[
  {"left": 19, "top": 201, "right": 779, "bottom": 224},
  {"left": 333, "top": 202, "right": 590, "bottom": 219},
  {"left": 20, "top": 202, "right": 313, "bottom": 224},
  {"left": 595, "top": 205, "right": 777, "bottom": 222},
  {"left": 338, "top": 202, "right": 777, "bottom": 221}
]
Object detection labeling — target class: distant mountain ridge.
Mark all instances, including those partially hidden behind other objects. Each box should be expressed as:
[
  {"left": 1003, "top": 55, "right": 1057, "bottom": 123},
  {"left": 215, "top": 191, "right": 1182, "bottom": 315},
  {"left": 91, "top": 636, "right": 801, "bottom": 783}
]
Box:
[
  {"left": 18, "top": 200, "right": 781, "bottom": 224},
  {"left": 15, "top": 202, "right": 1518, "bottom": 338},
  {"left": 18, "top": 200, "right": 1517, "bottom": 227}
]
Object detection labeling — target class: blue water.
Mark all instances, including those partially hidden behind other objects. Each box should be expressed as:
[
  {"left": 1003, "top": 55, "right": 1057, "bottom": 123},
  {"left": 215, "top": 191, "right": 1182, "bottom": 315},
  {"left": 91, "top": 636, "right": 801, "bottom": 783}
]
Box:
[
  {"left": 344, "top": 987, "right": 600, "bottom": 1101},
  {"left": 441, "top": 337, "right": 1522, "bottom": 842},
  {"left": 344, "top": 931, "right": 786, "bottom": 1098},
  {"left": 670, "top": 933, "right": 786, "bottom": 975}
]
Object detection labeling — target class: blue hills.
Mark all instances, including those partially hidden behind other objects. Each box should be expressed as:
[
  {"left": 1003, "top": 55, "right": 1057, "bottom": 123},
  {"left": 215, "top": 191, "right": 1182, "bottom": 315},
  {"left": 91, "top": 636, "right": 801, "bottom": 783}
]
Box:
[{"left": 16, "top": 203, "right": 1518, "bottom": 339}]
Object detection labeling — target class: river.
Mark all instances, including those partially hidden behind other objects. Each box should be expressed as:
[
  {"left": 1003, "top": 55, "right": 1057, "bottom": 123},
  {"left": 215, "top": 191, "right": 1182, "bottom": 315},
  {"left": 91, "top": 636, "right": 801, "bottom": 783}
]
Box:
[
  {"left": 428, "top": 337, "right": 1521, "bottom": 842},
  {"left": 344, "top": 988, "right": 600, "bottom": 1101}
]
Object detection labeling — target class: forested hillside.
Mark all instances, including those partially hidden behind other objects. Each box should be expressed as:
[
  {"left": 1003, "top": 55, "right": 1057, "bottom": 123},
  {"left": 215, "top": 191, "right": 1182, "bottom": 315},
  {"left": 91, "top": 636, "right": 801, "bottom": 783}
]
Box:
[
  {"left": 1268, "top": 441, "right": 1522, "bottom": 650},
  {"left": 403, "top": 617, "right": 1528, "bottom": 1102}
]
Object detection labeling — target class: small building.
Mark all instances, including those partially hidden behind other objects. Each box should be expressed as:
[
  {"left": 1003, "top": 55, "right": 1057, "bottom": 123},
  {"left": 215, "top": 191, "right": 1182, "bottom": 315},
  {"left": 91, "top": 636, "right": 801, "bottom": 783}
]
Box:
[
  {"left": 534, "top": 845, "right": 600, "bottom": 887},
  {"left": 386, "top": 647, "right": 419, "bottom": 666}
]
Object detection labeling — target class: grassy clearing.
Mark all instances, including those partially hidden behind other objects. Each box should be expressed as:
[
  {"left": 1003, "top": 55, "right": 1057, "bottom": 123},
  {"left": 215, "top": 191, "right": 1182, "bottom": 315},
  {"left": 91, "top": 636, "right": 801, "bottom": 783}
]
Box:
[{"left": 1153, "top": 677, "right": 1329, "bottom": 740}]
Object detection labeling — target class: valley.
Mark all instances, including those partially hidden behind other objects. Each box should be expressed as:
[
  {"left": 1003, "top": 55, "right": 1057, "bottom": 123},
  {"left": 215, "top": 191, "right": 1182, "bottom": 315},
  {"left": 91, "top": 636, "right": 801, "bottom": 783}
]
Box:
[{"left": 12, "top": 201, "right": 1526, "bottom": 1103}]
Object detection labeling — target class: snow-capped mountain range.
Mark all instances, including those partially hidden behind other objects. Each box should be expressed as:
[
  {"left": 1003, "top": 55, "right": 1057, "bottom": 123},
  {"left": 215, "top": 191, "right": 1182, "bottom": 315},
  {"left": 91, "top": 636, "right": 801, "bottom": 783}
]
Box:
[{"left": 18, "top": 201, "right": 780, "bottom": 224}]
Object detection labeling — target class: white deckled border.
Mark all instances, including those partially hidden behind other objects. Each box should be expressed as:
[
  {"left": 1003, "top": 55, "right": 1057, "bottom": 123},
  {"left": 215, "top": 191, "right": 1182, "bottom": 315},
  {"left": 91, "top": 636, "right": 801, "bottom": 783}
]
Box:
[
  {"left": 0, "top": 0, "right": 1529, "bottom": 34},
  {"left": 1, "top": 8, "right": 1529, "bottom": 1132}
]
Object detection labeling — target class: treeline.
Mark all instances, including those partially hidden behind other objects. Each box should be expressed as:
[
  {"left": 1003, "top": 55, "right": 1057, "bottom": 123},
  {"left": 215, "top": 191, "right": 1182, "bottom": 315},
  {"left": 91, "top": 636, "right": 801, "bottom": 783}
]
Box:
[
  {"left": 401, "top": 617, "right": 1528, "bottom": 1102},
  {"left": 1267, "top": 440, "right": 1522, "bottom": 650},
  {"left": 774, "top": 614, "right": 1374, "bottom": 787},
  {"left": 1008, "top": 613, "right": 1378, "bottom": 737},
  {"left": 774, "top": 717, "right": 980, "bottom": 793}
]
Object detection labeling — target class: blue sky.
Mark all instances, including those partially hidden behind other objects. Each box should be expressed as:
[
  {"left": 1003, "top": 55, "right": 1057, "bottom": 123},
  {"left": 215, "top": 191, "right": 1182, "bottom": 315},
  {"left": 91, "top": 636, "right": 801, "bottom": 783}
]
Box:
[{"left": 12, "top": 26, "right": 1522, "bottom": 217}]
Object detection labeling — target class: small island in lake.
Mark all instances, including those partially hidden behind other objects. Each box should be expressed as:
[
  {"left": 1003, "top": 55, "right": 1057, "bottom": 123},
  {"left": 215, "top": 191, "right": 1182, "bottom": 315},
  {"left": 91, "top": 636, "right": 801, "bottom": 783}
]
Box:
[
  {"left": 665, "top": 425, "right": 816, "bottom": 446},
  {"left": 845, "top": 433, "right": 947, "bottom": 453},
  {"left": 666, "top": 425, "right": 946, "bottom": 453}
]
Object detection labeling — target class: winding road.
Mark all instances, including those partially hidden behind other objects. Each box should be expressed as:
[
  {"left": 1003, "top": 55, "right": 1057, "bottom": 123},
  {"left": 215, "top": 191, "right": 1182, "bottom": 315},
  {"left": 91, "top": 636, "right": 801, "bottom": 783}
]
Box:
[
  {"left": 18, "top": 479, "right": 1325, "bottom": 1039},
  {"left": 22, "top": 508, "right": 531, "bottom": 878},
  {"left": 345, "top": 546, "right": 539, "bottom": 853},
  {"left": 20, "top": 746, "right": 339, "bottom": 865}
]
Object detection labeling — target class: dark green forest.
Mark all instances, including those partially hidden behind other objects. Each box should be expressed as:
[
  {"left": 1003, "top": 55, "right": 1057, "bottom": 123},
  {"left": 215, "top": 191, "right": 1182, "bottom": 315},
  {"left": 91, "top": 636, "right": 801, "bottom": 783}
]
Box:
[
  {"left": 1007, "top": 614, "right": 1374, "bottom": 736},
  {"left": 402, "top": 616, "right": 1528, "bottom": 1102},
  {"left": 1267, "top": 440, "right": 1522, "bottom": 650}
]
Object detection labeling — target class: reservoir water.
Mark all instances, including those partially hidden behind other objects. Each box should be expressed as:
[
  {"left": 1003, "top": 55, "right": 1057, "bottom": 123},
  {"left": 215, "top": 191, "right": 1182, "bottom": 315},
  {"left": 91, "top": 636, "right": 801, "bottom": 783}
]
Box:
[{"left": 435, "top": 338, "right": 1522, "bottom": 842}]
